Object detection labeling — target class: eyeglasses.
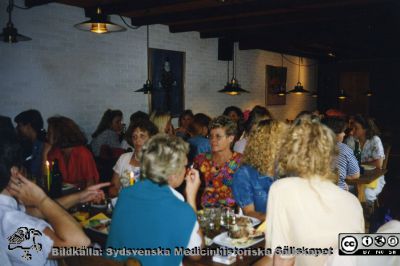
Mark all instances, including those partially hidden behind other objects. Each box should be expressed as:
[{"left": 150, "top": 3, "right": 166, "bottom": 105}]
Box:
[{"left": 209, "top": 134, "right": 227, "bottom": 141}]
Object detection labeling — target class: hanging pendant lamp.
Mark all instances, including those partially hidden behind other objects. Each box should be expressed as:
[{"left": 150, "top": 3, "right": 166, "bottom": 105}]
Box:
[
  {"left": 218, "top": 42, "right": 249, "bottom": 95},
  {"left": 219, "top": 61, "right": 233, "bottom": 94},
  {"left": 135, "top": 25, "right": 153, "bottom": 94},
  {"left": 338, "top": 89, "right": 348, "bottom": 100},
  {"left": 74, "top": 7, "right": 126, "bottom": 34},
  {"left": 365, "top": 89, "right": 373, "bottom": 97},
  {"left": 288, "top": 57, "right": 310, "bottom": 94},
  {"left": 1, "top": 0, "right": 31, "bottom": 43}
]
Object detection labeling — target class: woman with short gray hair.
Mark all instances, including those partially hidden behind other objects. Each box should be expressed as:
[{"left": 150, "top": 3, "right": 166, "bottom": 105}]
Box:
[
  {"left": 194, "top": 115, "right": 242, "bottom": 208},
  {"left": 107, "top": 134, "right": 203, "bottom": 265}
]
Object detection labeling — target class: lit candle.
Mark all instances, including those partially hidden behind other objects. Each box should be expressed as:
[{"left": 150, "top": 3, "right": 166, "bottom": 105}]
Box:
[
  {"left": 129, "top": 171, "right": 135, "bottom": 186},
  {"left": 46, "top": 160, "right": 51, "bottom": 191}
]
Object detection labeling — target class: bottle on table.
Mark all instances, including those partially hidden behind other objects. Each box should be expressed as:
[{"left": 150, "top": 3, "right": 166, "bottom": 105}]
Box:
[
  {"left": 354, "top": 141, "right": 363, "bottom": 174},
  {"left": 49, "top": 159, "right": 63, "bottom": 199}
]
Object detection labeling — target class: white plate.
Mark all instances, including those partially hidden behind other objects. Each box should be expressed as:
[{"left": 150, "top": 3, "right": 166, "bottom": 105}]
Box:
[
  {"left": 213, "top": 232, "right": 264, "bottom": 249},
  {"left": 236, "top": 215, "right": 261, "bottom": 227},
  {"left": 85, "top": 219, "right": 111, "bottom": 235},
  {"left": 361, "top": 164, "right": 376, "bottom": 171},
  {"left": 62, "top": 183, "right": 76, "bottom": 191},
  {"left": 90, "top": 203, "right": 107, "bottom": 209}
]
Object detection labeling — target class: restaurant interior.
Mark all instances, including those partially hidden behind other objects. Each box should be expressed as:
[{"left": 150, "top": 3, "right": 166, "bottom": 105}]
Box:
[{"left": 1, "top": 0, "right": 400, "bottom": 266}]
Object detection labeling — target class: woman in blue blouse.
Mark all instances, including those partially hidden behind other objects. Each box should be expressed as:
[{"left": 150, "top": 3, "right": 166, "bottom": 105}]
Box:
[{"left": 232, "top": 120, "right": 289, "bottom": 221}]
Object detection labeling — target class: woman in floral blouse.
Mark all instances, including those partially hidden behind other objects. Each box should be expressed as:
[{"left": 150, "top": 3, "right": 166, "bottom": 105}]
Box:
[{"left": 194, "top": 116, "right": 242, "bottom": 208}]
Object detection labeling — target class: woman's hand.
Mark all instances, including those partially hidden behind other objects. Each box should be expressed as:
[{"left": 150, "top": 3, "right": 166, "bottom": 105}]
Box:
[
  {"left": 7, "top": 167, "right": 47, "bottom": 207},
  {"left": 78, "top": 182, "right": 111, "bottom": 204},
  {"left": 185, "top": 168, "right": 201, "bottom": 199}
]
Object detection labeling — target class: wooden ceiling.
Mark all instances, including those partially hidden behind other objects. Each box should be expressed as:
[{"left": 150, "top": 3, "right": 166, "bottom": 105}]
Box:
[{"left": 26, "top": 0, "right": 400, "bottom": 60}]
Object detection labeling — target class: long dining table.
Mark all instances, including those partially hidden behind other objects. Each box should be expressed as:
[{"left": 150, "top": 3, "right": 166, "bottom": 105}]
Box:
[
  {"left": 83, "top": 225, "right": 267, "bottom": 266},
  {"left": 79, "top": 205, "right": 268, "bottom": 266},
  {"left": 346, "top": 168, "right": 387, "bottom": 202},
  {"left": 182, "top": 242, "right": 268, "bottom": 266}
]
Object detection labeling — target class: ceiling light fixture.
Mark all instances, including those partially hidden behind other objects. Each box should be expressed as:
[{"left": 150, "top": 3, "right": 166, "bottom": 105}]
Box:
[
  {"left": 287, "top": 57, "right": 309, "bottom": 94},
  {"left": 135, "top": 25, "right": 152, "bottom": 94},
  {"left": 0, "top": 0, "right": 31, "bottom": 43},
  {"left": 74, "top": 7, "right": 126, "bottom": 34},
  {"left": 338, "top": 89, "right": 348, "bottom": 100},
  {"left": 328, "top": 52, "right": 336, "bottom": 58},
  {"left": 218, "top": 42, "right": 249, "bottom": 95}
]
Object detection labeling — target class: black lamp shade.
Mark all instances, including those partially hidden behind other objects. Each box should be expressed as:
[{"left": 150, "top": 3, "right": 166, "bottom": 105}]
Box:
[
  {"left": 135, "top": 79, "right": 153, "bottom": 94},
  {"left": 276, "top": 85, "right": 286, "bottom": 96},
  {"left": 288, "top": 82, "right": 310, "bottom": 94},
  {"left": 74, "top": 8, "right": 126, "bottom": 34},
  {"left": 219, "top": 78, "right": 249, "bottom": 95},
  {"left": 1, "top": 23, "right": 31, "bottom": 43},
  {"left": 338, "top": 89, "right": 348, "bottom": 100}
]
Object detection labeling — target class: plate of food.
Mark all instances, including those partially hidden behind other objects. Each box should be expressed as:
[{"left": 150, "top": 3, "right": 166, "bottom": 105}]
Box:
[
  {"left": 213, "top": 231, "right": 264, "bottom": 249},
  {"left": 90, "top": 200, "right": 108, "bottom": 209},
  {"left": 213, "top": 216, "right": 264, "bottom": 249},
  {"left": 361, "top": 164, "right": 376, "bottom": 171},
  {"left": 83, "top": 213, "right": 111, "bottom": 234},
  {"left": 235, "top": 215, "right": 261, "bottom": 227}
]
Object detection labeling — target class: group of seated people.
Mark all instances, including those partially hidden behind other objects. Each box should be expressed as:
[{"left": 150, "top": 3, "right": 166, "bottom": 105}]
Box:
[{"left": 0, "top": 105, "right": 395, "bottom": 266}]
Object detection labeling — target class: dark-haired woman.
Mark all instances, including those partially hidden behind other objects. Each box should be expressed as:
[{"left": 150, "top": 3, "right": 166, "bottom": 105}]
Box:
[
  {"left": 91, "top": 109, "right": 123, "bottom": 157},
  {"left": 109, "top": 120, "right": 158, "bottom": 197},
  {"left": 14, "top": 110, "right": 46, "bottom": 179},
  {"left": 175, "top": 109, "right": 194, "bottom": 140},
  {"left": 223, "top": 106, "right": 245, "bottom": 141},
  {"left": 234, "top": 105, "right": 272, "bottom": 153},
  {"left": 345, "top": 115, "right": 385, "bottom": 202},
  {"left": 44, "top": 116, "right": 99, "bottom": 189}
]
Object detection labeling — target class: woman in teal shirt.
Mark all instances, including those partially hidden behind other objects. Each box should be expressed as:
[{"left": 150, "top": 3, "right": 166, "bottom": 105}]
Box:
[{"left": 106, "top": 134, "right": 203, "bottom": 265}]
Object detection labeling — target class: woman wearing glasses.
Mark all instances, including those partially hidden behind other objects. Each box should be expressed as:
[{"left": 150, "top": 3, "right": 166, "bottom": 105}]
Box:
[{"left": 193, "top": 116, "right": 242, "bottom": 208}]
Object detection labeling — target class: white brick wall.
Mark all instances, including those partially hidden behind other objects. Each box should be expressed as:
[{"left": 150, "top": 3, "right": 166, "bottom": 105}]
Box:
[{"left": 0, "top": 2, "right": 316, "bottom": 137}]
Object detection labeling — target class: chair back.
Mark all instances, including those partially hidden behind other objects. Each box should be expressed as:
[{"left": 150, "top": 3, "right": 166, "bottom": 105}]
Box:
[{"left": 383, "top": 144, "right": 391, "bottom": 170}]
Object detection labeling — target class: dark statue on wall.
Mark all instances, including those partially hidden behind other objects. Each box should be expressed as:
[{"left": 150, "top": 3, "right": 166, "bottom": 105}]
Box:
[
  {"left": 158, "top": 58, "right": 177, "bottom": 112},
  {"left": 150, "top": 48, "right": 185, "bottom": 117}
]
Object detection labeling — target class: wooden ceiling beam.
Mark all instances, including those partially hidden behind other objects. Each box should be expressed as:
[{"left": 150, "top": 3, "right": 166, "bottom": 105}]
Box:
[
  {"left": 102, "top": 0, "right": 206, "bottom": 16},
  {"left": 169, "top": 5, "right": 379, "bottom": 33},
  {"left": 129, "top": 0, "right": 389, "bottom": 26},
  {"left": 25, "top": 0, "right": 55, "bottom": 8},
  {"left": 199, "top": 20, "right": 356, "bottom": 39}
]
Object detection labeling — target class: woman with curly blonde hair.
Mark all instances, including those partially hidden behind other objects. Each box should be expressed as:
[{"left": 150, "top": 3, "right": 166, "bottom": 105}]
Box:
[
  {"left": 263, "top": 119, "right": 364, "bottom": 266},
  {"left": 232, "top": 120, "right": 288, "bottom": 221}
]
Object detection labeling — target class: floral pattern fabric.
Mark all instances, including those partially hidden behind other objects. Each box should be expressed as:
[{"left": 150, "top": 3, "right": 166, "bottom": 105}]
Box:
[
  {"left": 194, "top": 152, "right": 242, "bottom": 208},
  {"left": 345, "top": 135, "right": 385, "bottom": 163}
]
